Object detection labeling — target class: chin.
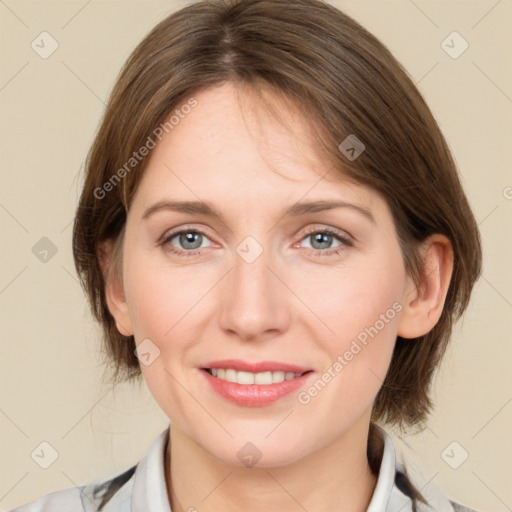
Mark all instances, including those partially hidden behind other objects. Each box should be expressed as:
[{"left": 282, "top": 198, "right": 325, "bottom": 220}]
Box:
[{"left": 197, "top": 431, "right": 314, "bottom": 469}]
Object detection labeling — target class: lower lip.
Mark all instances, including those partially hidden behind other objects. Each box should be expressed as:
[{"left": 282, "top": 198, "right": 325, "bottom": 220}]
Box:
[{"left": 201, "top": 369, "right": 313, "bottom": 407}]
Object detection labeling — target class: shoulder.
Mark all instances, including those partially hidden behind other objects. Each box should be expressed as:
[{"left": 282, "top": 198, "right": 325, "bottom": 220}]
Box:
[
  {"left": 9, "top": 427, "right": 171, "bottom": 512},
  {"left": 7, "top": 486, "right": 83, "bottom": 512},
  {"left": 7, "top": 465, "right": 137, "bottom": 512},
  {"left": 449, "top": 501, "right": 484, "bottom": 512},
  {"left": 394, "top": 469, "right": 484, "bottom": 512},
  {"left": 394, "top": 467, "right": 484, "bottom": 512}
]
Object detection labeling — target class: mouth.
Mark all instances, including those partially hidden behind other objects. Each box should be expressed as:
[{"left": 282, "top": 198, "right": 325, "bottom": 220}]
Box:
[{"left": 199, "top": 360, "right": 314, "bottom": 407}]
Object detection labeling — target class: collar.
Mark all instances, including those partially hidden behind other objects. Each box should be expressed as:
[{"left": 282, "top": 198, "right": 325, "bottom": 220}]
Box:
[
  {"left": 369, "top": 425, "right": 455, "bottom": 512},
  {"left": 131, "top": 427, "right": 172, "bottom": 512},
  {"left": 366, "top": 423, "right": 398, "bottom": 511}
]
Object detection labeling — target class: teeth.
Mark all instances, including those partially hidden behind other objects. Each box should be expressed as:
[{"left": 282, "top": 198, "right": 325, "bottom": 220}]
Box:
[
  {"left": 255, "top": 371, "right": 274, "bottom": 384},
  {"left": 208, "top": 368, "right": 302, "bottom": 384},
  {"left": 237, "top": 371, "right": 255, "bottom": 384},
  {"left": 225, "top": 369, "right": 237, "bottom": 382}
]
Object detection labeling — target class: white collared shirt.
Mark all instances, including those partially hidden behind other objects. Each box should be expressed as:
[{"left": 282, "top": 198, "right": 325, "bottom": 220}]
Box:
[{"left": 8, "top": 425, "right": 480, "bottom": 512}]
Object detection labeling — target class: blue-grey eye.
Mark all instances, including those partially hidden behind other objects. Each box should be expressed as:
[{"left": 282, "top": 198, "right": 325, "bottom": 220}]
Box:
[
  {"left": 302, "top": 231, "right": 343, "bottom": 250},
  {"left": 167, "top": 231, "right": 211, "bottom": 251}
]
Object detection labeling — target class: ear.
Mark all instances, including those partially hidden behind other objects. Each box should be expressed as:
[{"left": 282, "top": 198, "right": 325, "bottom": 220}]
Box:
[
  {"left": 98, "top": 238, "right": 134, "bottom": 337},
  {"left": 397, "top": 234, "right": 454, "bottom": 339}
]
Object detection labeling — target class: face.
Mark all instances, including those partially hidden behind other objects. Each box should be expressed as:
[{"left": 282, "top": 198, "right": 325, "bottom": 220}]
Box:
[{"left": 108, "top": 82, "right": 418, "bottom": 467}]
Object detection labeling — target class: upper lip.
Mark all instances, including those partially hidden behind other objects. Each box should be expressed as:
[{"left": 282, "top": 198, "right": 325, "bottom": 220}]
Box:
[{"left": 201, "top": 359, "right": 312, "bottom": 374}]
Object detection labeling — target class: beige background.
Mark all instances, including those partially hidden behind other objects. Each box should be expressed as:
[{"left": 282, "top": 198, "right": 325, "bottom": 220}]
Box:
[{"left": 1, "top": 0, "right": 511, "bottom": 510}]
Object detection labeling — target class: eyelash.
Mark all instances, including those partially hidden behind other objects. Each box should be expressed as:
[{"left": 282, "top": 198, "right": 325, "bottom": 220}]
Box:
[{"left": 159, "top": 226, "right": 353, "bottom": 258}]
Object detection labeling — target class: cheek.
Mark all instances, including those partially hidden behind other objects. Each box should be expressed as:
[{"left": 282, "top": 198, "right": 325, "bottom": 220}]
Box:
[
  {"left": 122, "top": 250, "right": 210, "bottom": 417},
  {"left": 301, "top": 263, "right": 404, "bottom": 345},
  {"left": 123, "top": 248, "right": 208, "bottom": 340},
  {"left": 297, "top": 256, "right": 405, "bottom": 395}
]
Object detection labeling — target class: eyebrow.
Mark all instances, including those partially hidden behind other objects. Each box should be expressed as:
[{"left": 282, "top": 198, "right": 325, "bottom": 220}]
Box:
[{"left": 142, "top": 199, "right": 375, "bottom": 225}]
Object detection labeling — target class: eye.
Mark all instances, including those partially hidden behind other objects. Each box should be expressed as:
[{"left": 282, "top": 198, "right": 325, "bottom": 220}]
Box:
[
  {"left": 161, "top": 228, "right": 212, "bottom": 257},
  {"left": 297, "top": 227, "right": 353, "bottom": 256}
]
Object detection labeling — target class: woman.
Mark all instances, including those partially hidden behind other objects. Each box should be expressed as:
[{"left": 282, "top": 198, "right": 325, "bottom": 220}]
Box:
[{"left": 10, "top": 0, "right": 483, "bottom": 510}]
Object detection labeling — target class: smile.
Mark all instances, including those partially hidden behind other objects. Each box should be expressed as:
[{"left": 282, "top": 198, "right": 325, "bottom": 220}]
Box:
[
  {"left": 200, "top": 360, "right": 314, "bottom": 407},
  {"left": 205, "top": 368, "right": 304, "bottom": 385}
]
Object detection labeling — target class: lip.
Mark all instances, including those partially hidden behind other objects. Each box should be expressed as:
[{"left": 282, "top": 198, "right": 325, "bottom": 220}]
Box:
[
  {"left": 201, "top": 359, "right": 312, "bottom": 374},
  {"left": 199, "top": 360, "right": 314, "bottom": 407}
]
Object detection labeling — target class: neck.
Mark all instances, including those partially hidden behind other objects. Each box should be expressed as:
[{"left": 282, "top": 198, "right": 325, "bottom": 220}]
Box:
[{"left": 165, "top": 418, "right": 380, "bottom": 512}]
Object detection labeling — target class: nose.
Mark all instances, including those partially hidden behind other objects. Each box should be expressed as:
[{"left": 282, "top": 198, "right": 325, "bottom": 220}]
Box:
[{"left": 218, "top": 240, "right": 292, "bottom": 342}]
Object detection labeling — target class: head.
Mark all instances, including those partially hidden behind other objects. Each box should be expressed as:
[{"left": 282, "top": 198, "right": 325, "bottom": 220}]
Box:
[{"left": 73, "top": 0, "right": 482, "bottom": 471}]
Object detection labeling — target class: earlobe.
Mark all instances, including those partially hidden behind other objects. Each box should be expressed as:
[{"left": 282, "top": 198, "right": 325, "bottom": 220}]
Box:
[
  {"left": 397, "top": 234, "right": 454, "bottom": 339},
  {"left": 98, "top": 239, "right": 134, "bottom": 337}
]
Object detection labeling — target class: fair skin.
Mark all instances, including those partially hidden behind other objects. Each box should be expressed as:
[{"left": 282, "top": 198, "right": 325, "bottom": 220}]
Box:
[{"left": 103, "top": 82, "right": 453, "bottom": 512}]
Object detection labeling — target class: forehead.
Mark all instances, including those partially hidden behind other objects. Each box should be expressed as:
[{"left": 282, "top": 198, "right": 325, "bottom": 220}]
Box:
[{"left": 130, "top": 82, "right": 383, "bottom": 219}]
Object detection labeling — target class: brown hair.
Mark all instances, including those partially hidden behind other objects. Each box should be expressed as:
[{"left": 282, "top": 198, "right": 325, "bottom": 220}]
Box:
[{"left": 73, "top": 0, "right": 482, "bottom": 436}]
